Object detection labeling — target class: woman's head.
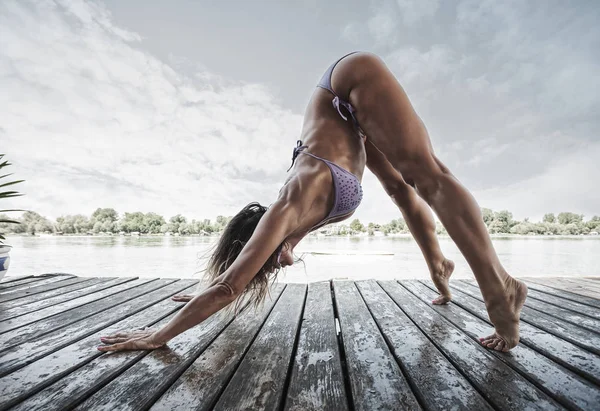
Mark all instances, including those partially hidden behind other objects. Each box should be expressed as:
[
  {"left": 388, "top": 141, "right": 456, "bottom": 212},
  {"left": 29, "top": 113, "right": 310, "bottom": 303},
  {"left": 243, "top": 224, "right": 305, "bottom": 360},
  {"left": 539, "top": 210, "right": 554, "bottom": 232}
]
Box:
[{"left": 203, "top": 202, "right": 290, "bottom": 311}]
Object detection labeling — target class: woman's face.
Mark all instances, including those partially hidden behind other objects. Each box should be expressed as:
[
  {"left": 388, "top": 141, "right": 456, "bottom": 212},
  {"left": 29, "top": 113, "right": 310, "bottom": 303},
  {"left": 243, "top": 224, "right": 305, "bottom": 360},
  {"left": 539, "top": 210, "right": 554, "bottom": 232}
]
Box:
[{"left": 277, "top": 244, "right": 294, "bottom": 268}]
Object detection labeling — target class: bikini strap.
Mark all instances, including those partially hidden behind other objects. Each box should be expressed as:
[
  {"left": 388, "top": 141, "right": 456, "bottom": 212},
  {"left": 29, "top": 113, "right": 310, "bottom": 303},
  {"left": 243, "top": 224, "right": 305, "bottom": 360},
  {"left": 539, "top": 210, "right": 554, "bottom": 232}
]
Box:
[{"left": 287, "top": 140, "right": 308, "bottom": 172}]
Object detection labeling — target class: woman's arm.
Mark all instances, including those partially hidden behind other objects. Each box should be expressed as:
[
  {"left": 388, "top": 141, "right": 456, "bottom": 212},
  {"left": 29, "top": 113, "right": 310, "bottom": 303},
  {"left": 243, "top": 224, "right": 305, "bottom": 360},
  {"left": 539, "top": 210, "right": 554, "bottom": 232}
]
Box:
[{"left": 98, "top": 197, "right": 304, "bottom": 352}]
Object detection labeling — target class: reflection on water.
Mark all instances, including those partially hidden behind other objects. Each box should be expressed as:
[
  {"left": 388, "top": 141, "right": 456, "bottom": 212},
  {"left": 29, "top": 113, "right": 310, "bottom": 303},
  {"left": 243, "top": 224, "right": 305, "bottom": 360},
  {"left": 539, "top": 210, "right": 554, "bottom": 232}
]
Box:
[{"left": 5, "top": 235, "right": 600, "bottom": 282}]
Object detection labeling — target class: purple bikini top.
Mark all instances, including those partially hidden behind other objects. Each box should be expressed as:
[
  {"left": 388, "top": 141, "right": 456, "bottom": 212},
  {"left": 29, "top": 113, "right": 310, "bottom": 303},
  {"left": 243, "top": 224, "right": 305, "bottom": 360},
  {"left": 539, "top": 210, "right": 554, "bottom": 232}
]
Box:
[{"left": 288, "top": 141, "right": 363, "bottom": 225}]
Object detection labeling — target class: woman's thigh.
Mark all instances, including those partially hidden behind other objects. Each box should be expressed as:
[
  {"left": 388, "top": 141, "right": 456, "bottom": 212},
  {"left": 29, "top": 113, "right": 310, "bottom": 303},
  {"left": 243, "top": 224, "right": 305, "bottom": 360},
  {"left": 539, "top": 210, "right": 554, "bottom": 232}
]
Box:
[{"left": 331, "top": 52, "right": 438, "bottom": 180}]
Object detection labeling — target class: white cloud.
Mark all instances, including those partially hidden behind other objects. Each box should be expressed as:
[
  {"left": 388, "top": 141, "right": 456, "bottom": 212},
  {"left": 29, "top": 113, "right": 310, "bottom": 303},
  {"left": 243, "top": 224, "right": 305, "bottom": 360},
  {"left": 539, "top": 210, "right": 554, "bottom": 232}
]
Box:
[
  {"left": 337, "top": 0, "right": 600, "bottom": 219},
  {"left": 1, "top": 0, "right": 303, "bottom": 221},
  {"left": 396, "top": 0, "right": 440, "bottom": 26}
]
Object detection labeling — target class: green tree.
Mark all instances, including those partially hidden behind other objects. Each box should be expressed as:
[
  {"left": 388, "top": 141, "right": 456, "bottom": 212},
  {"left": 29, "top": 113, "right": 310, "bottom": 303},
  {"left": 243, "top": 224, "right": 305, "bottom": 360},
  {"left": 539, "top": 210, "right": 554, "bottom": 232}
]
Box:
[
  {"left": 20, "top": 211, "right": 53, "bottom": 235},
  {"left": 557, "top": 212, "right": 583, "bottom": 225},
  {"left": 543, "top": 213, "right": 556, "bottom": 223},
  {"left": 91, "top": 208, "right": 118, "bottom": 233},
  {"left": 143, "top": 213, "right": 166, "bottom": 234},
  {"left": 349, "top": 218, "right": 365, "bottom": 233},
  {"left": 120, "top": 212, "right": 145, "bottom": 233},
  {"left": 585, "top": 216, "right": 600, "bottom": 232},
  {"left": 56, "top": 214, "right": 92, "bottom": 234},
  {"left": 481, "top": 208, "right": 494, "bottom": 226},
  {"left": 168, "top": 214, "right": 187, "bottom": 234}
]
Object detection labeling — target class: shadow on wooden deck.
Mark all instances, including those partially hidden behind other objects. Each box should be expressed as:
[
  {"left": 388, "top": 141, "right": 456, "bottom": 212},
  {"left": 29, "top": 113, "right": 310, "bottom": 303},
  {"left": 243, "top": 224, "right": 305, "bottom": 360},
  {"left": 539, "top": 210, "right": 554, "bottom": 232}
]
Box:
[{"left": 0, "top": 274, "right": 598, "bottom": 410}]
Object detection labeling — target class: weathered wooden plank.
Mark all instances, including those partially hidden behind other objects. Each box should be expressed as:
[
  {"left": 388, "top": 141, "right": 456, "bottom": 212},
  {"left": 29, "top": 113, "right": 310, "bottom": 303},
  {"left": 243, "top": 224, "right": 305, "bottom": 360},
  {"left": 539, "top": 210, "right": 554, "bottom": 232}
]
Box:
[
  {"left": 67, "top": 304, "right": 237, "bottom": 410},
  {"left": 0, "top": 275, "right": 33, "bottom": 284},
  {"left": 211, "top": 283, "right": 306, "bottom": 411},
  {"left": 0, "top": 277, "right": 42, "bottom": 289},
  {"left": 525, "top": 281, "right": 600, "bottom": 309},
  {"left": 451, "top": 281, "right": 600, "bottom": 355},
  {"left": 526, "top": 278, "right": 600, "bottom": 303},
  {"left": 498, "top": 280, "right": 600, "bottom": 320},
  {"left": 0, "top": 278, "right": 103, "bottom": 310},
  {"left": 407, "top": 280, "right": 600, "bottom": 411},
  {"left": 381, "top": 281, "right": 561, "bottom": 411},
  {"left": 333, "top": 280, "right": 421, "bottom": 411},
  {"left": 557, "top": 278, "right": 600, "bottom": 294},
  {"left": 444, "top": 282, "right": 600, "bottom": 385},
  {"left": 0, "top": 284, "right": 198, "bottom": 411},
  {"left": 80, "top": 285, "right": 285, "bottom": 411},
  {"left": 0, "top": 278, "right": 150, "bottom": 335},
  {"left": 284, "top": 282, "right": 349, "bottom": 411},
  {"left": 0, "top": 279, "right": 196, "bottom": 377},
  {"left": 0, "top": 277, "right": 135, "bottom": 321},
  {"left": 0, "top": 277, "right": 95, "bottom": 305},
  {"left": 0, "top": 276, "right": 73, "bottom": 299},
  {"left": 356, "top": 280, "right": 493, "bottom": 411},
  {"left": 150, "top": 285, "right": 286, "bottom": 411},
  {"left": 0, "top": 278, "right": 160, "bottom": 349}
]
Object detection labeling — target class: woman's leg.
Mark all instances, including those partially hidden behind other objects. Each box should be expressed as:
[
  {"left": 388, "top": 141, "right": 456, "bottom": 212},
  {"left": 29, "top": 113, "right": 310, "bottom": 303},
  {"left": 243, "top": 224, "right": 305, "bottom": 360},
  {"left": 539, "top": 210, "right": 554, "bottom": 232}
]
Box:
[
  {"left": 365, "top": 139, "right": 454, "bottom": 304},
  {"left": 338, "top": 53, "right": 527, "bottom": 351}
]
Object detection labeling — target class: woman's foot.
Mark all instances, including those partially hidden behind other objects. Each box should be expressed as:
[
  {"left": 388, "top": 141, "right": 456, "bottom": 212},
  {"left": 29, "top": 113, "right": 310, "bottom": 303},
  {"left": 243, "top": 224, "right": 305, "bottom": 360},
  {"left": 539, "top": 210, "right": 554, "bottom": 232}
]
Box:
[
  {"left": 171, "top": 294, "right": 195, "bottom": 303},
  {"left": 431, "top": 259, "right": 455, "bottom": 305},
  {"left": 479, "top": 277, "right": 528, "bottom": 352}
]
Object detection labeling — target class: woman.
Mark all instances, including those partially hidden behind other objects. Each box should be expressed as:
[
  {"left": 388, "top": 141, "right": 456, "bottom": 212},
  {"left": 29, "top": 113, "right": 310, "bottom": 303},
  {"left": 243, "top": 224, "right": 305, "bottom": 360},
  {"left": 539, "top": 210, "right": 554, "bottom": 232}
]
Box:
[{"left": 98, "top": 52, "right": 527, "bottom": 353}]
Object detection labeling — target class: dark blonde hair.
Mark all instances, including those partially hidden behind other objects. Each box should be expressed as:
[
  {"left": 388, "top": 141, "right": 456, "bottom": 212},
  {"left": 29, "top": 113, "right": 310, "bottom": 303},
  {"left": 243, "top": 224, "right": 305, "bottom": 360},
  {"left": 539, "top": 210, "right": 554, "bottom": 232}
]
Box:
[{"left": 202, "top": 202, "right": 285, "bottom": 313}]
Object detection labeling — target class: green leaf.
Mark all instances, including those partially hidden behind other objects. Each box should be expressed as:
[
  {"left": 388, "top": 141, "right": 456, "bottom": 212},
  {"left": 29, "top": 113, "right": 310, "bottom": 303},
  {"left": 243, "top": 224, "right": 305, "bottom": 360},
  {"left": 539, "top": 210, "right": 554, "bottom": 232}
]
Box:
[
  {"left": 0, "top": 180, "right": 24, "bottom": 189},
  {"left": 0, "top": 173, "right": 14, "bottom": 180},
  {"left": 0, "top": 219, "right": 20, "bottom": 224},
  {"left": 0, "top": 209, "right": 25, "bottom": 212},
  {"left": 0, "top": 194, "right": 24, "bottom": 199}
]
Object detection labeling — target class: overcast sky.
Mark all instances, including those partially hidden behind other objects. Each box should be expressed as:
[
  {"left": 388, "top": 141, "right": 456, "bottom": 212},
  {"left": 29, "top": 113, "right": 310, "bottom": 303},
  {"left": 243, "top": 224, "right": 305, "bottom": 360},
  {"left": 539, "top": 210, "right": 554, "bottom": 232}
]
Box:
[{"left": 1, "top": 0, "right": 598, "bottom": 224}]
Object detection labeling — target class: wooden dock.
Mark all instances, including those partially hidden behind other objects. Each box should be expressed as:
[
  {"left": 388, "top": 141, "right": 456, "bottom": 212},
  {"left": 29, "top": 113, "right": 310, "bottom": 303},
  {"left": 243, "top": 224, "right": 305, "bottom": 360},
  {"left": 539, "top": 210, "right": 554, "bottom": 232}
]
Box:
[{"left": 0, "top": 274, "right": 598, "bottom": 410}]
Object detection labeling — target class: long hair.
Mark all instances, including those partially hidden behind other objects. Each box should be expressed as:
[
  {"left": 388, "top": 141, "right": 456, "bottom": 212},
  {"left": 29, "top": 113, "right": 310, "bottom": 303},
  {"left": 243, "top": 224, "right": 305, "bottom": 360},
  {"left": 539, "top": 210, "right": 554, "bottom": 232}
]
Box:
[{"left": 201, "top": 202, "right": 286, "bottom": 313}]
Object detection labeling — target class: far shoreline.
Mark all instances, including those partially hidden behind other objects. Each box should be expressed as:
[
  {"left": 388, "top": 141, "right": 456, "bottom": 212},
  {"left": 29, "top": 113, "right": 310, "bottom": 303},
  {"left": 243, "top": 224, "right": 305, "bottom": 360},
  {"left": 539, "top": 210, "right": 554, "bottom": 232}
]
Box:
[{"left": 5, "top": 233, "right": 600, "bottom": 240}]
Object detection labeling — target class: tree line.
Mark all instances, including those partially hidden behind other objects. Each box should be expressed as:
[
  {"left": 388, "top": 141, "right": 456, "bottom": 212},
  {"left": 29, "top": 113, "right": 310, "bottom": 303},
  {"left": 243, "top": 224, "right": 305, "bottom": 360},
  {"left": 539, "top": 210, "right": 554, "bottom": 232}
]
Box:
[{"left": 0, "top": 208, "right": 599, "bottom": 237}]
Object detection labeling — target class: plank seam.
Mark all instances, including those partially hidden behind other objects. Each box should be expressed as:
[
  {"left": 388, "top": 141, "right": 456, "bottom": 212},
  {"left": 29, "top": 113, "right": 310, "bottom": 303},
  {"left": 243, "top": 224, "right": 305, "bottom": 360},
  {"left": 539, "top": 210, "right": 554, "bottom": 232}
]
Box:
[
  {"left": 0, "top": 304, "right": 185, "bottom": 411},
  {"left": 384, "top": 281, "right": 502, "bottom": 411},
  {"left": 436, "top": 281, "right": 600, "bottom": 387},
  {"left": 330, "top": 280, "right": 356, "bottom": 411},
  {"left": 355, "top": 281, "right": 427, "bottom": 411},
  {"left": 0, "top": 280, "right": 194, "bottom": 378},
  {"left": 458, "top": 281, "right": 600, "bottom": 336},
  {"left": 415, "top": 280, "right": 592, "bottom": 410},
  {"left": 0, "top": 278, "right": 135, "bottom": 322},
  {"left": 522, "top": 281, "right": 600, "bottom": 308},
  {"left": 279, "top": 284, "right": 308, "bottom": 411},
  {"left": 450, "top": 282, "right": 600, "bottom": 355},
  {"left": 206, "top": 284, "right": 289, "bottom": 411}
]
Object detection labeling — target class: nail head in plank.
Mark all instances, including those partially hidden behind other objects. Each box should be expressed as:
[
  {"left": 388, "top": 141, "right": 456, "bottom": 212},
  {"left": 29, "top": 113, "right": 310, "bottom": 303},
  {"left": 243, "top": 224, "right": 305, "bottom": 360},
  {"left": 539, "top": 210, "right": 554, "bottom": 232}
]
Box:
[
  {"left": 285, "top": 282, "right": 349, "bottom": 411},
  {"left": 333, "top": 280, "right": 422, "bottom": 411}
]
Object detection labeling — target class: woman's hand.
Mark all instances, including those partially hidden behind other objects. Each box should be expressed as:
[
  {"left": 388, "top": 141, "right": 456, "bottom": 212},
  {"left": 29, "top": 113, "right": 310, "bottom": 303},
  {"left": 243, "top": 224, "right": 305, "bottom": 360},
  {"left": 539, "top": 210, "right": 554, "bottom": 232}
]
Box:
[
  {"left": 171, "top": 294, "right": 195, "bottom": 303},
  {"left": 97, "top": 329, "right": 165, "bottom": 352}
]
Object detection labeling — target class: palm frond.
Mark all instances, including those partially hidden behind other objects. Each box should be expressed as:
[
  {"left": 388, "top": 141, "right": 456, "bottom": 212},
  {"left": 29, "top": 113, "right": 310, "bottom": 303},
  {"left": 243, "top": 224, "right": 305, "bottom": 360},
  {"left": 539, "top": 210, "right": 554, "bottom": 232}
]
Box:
[
  {"left": 0, "top": 209, "right": 25, "bottom": 212},
  {"left": 0, "top": 219, "right": 20, "bottom": 224},
  {"left": 0, "top": 180, "right": 25, "bottom": 189}
]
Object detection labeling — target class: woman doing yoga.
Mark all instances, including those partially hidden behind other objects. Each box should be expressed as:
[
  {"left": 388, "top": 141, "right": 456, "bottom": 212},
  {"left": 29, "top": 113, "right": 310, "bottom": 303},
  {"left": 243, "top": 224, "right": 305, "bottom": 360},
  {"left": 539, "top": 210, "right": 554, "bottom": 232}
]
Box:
[{"left": 98, "top": 52, "right": 527, "bottom": 354}]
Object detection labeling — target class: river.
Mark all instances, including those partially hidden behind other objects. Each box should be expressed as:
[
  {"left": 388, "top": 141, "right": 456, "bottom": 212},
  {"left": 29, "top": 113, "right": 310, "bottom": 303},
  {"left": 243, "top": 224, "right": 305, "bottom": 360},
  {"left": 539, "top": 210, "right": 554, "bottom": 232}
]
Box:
[{"left": 4, "top": 235, "right": 599, "bottom": 283}]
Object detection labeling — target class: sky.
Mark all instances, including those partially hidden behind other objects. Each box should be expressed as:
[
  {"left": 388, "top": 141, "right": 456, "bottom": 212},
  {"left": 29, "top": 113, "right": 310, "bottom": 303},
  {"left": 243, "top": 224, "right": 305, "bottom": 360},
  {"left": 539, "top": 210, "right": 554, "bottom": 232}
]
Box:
[{"left": 1, "top": 0, "right": 599, "bottom": 224}]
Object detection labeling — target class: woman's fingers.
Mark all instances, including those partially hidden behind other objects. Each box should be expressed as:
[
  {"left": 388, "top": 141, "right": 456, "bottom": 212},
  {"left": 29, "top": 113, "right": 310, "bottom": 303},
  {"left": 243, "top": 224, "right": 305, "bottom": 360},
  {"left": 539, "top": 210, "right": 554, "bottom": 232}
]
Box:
[
  {"left": 171, "top": 294, "right": 194, "bottom": 302},
  {"left": 100, "top": 336, "right": 128, "bottom": 344},
  {"left": 97, "top": 341, "right": 131, "bottom": 352}
]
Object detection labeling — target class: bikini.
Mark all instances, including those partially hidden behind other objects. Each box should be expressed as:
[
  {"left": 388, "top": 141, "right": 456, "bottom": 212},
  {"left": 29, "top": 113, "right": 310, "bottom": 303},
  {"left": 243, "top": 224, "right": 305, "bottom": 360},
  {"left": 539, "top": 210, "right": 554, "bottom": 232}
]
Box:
[{"left": 286, "top": 52, "right": 364, "bottom": 230}]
